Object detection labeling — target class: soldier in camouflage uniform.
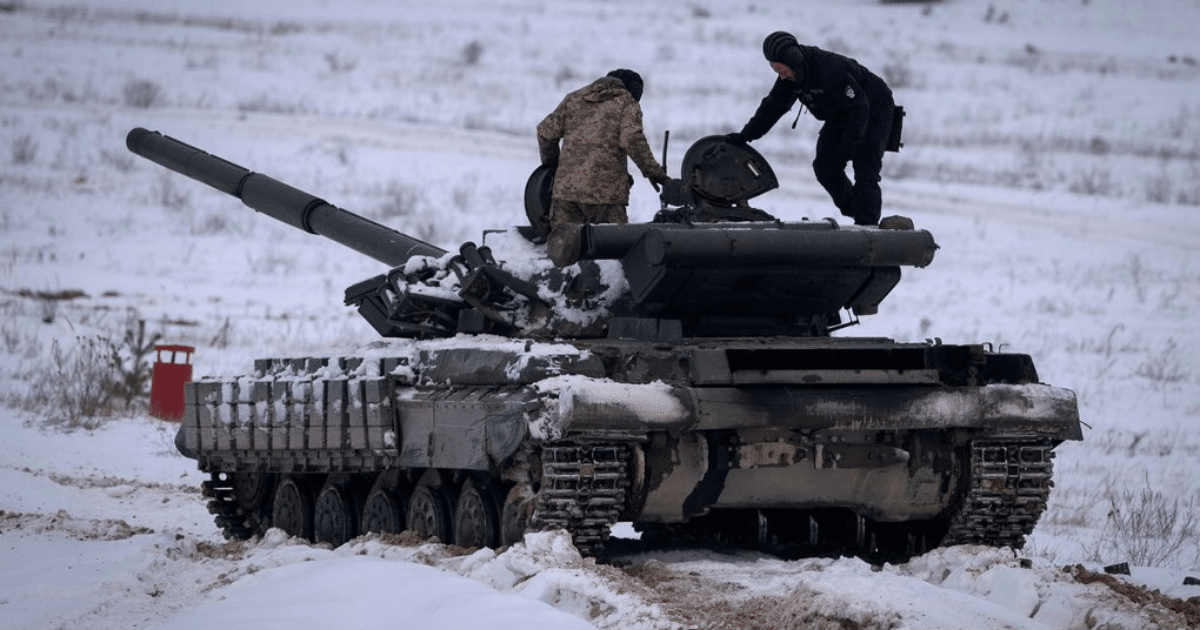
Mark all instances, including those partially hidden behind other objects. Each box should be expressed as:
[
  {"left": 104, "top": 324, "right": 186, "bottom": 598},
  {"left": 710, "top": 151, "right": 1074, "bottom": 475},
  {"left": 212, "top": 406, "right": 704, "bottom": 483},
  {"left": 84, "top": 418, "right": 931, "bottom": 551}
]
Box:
[
  {"left": 727, "top": 32, "right": 896, "bottom": 226},
  {"left": 537, "top": 69, "right": 668, "bottom": 232}
]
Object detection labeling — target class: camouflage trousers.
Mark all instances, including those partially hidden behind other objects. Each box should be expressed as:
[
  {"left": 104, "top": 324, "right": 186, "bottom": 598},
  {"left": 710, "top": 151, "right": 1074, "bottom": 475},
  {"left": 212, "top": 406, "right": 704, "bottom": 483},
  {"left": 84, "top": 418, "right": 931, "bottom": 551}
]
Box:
[{"left": 549, "top": 199, "right": 628, "bottom": 231}]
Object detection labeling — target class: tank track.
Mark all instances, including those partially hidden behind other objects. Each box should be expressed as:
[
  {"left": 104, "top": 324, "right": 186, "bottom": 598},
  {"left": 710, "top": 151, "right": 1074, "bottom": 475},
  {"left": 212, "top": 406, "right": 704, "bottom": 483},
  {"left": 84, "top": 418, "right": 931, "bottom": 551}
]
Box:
[
  {"left": 201, "top": 472, "right": 262, "bottom": 539},
  {"left": 532, "top": 442, "right": 630, "bottom": 555},
  {"left": 940, "top": 439, "right": 1055, "bottom": 549}
]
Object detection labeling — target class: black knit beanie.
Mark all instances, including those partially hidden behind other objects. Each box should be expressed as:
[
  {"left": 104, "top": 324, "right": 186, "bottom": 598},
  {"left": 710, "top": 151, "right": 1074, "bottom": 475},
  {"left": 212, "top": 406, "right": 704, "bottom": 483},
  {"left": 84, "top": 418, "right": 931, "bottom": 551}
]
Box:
[
  {"left": 761, "top": 32, "right": 806, "bottom": 81},
  {"left": 606, "top": 69, "right": 644, "bottom": 102},
  {"left": 762, "top": 31, "right": 798, "bottom": 61}
]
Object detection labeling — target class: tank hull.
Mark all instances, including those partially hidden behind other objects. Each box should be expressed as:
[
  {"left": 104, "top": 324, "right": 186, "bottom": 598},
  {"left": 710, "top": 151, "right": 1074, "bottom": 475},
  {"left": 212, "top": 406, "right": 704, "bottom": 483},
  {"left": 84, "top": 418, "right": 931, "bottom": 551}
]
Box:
[{"left": 181, "top": 335, "right": 1079, "bottom": 557}]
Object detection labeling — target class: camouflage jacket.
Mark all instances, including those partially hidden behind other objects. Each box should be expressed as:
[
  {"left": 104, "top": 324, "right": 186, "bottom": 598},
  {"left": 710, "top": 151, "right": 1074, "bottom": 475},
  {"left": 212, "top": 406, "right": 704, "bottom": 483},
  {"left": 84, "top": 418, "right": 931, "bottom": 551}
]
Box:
[{"left": 537, "top": 77, "right": 664, "bottom": 205}]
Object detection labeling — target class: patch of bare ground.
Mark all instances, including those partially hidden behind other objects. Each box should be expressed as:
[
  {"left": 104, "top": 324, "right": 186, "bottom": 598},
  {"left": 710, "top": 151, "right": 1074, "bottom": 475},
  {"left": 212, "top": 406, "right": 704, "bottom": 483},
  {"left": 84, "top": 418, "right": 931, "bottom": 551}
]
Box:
[
  {"left": 372, "top": 530, "right": 477, "bottom": 557},
  {"left": 42, "top": 470, "right": 197, "bottom": 495},
  {"left": 1069, "top": 565, "right": 1200, "bottom": 628},
  {"left": 1, "top": 509, "right": 153, "bottom": 540},
  {"left": 621, "top": 560, "right": 900, "bottom": 630}
]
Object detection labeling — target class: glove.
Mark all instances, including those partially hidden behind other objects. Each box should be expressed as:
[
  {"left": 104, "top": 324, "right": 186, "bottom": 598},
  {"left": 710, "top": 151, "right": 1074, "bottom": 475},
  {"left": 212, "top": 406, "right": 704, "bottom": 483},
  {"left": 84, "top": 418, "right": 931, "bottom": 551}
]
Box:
[
  {"left": 724, "top": 132, "right": 749, "bottom": 145},
  {"left": 648, "top": 168, "right": 669, "bottom": 193},
  {"left": 658, "top": 177, "right": 688, "bottom": 206}
]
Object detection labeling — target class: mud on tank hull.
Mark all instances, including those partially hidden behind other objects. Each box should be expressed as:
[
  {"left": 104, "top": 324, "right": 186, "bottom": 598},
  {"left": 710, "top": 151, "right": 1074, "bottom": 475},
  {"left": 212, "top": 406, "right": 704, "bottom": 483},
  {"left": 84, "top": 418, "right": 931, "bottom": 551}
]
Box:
[{"left": 179, "top": 335, "right": 1081, "bottom": 559}]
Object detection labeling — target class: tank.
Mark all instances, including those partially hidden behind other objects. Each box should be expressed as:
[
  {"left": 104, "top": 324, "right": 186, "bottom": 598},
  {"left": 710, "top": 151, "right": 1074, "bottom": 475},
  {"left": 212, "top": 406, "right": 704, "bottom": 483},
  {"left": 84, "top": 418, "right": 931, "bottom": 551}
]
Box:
[{"left": 126, "top": 127, "right": 1081, "bottom": 559}]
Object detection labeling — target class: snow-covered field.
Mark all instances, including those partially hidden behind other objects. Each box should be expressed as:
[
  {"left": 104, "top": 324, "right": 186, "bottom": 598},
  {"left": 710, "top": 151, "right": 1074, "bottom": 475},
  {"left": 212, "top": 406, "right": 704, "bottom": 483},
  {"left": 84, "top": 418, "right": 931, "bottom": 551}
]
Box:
[{"left": 2, "top": 0, "right": 1198, "bottom": 628}]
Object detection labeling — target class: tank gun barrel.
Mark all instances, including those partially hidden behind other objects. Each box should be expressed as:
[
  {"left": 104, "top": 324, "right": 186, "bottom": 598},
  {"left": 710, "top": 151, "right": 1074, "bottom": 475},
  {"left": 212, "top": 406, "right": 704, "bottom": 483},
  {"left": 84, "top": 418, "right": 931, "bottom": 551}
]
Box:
[{"left": 126, "top": 128, "right": 446, "bottom": 267}]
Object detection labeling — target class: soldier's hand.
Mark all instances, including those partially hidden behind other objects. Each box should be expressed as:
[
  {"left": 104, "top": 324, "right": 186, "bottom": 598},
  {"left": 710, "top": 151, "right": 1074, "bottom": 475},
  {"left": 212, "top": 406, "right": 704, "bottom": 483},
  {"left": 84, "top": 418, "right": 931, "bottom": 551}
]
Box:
[
  {"left": 724, "top": 132, "right": 749, "bottom": 145},
  {"left": 649, "top": 169, "right": 669, "bottom": 192}
]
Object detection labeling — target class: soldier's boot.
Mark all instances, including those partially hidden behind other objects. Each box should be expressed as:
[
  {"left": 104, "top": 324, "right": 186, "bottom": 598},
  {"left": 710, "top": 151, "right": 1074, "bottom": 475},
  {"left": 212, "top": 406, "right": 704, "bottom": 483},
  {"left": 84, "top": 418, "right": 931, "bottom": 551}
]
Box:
[
  {"left": 878, "top": 215, "right": 915, "bottom": 230},
  {"left": 849, "top": 184, "right": 882, "bottom": 226}
]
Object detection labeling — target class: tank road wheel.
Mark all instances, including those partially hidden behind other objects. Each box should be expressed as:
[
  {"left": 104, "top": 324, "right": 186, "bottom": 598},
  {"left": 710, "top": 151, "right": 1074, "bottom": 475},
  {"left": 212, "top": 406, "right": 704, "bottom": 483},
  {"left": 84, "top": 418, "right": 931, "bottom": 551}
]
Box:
[
  {"left": 230, "top": 472, "right": 274, "bottom": 537},
  {"left": 203, "top": 472, "right": 272, "bottom": 539},
  {"left": 453, "top": 480, "right": 500, "bottom": 549},
  {"left": 362, "top": 487, "right": 409, "bottom": 535},
  {"left": 500, "top": 484, "right": 536, "bottom": 547},
  {"left": 272, "top": 477, "right": 314, "bottom": 540},
  {"left": 407, "top": 484, "right": 452, "bottom": 543},
  {"left": 232, "top": 472, "right": 274, "bottom": 512},
  {"left": 314, "top": 483, "right": 359, "bottom": 548}
]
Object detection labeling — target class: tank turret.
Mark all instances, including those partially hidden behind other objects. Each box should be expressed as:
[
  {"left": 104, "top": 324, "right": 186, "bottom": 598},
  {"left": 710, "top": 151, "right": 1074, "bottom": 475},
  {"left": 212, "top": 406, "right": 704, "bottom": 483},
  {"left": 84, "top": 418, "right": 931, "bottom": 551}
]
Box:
[
  {"left": 128, "top": 128, "right": 935, "bottom": 340},
  {"left": 128, "top": 127, "right": 1080, "bottom": 560}
]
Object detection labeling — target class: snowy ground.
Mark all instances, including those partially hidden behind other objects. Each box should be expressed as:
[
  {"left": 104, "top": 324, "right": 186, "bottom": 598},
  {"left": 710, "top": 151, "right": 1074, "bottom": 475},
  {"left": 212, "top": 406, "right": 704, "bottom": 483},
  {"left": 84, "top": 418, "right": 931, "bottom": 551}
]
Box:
[{"left": 2, "top": 0, "right": 1199, "bottom": 628}]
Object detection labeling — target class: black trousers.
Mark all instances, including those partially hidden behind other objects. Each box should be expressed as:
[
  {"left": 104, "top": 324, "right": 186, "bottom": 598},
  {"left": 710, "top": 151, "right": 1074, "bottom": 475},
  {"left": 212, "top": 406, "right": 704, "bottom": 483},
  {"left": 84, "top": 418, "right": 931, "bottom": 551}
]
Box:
[{"left": 811, "top": 92, "right": 895, "bottom": 225}]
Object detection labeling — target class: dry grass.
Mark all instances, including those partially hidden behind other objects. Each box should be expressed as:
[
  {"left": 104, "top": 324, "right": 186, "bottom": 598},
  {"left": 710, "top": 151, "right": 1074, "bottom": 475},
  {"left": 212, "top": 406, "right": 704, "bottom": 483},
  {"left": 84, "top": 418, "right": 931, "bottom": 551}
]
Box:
[{"left": 1086, "top": 483, "right": 1200, "bottom": 569}]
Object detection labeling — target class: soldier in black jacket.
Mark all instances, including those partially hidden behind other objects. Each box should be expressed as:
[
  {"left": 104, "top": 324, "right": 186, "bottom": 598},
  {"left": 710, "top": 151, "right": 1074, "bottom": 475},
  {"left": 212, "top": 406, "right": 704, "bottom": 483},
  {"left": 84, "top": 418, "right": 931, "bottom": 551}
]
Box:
[{"left": 727, "top": 32, "right": 895, "bottom": 226}]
